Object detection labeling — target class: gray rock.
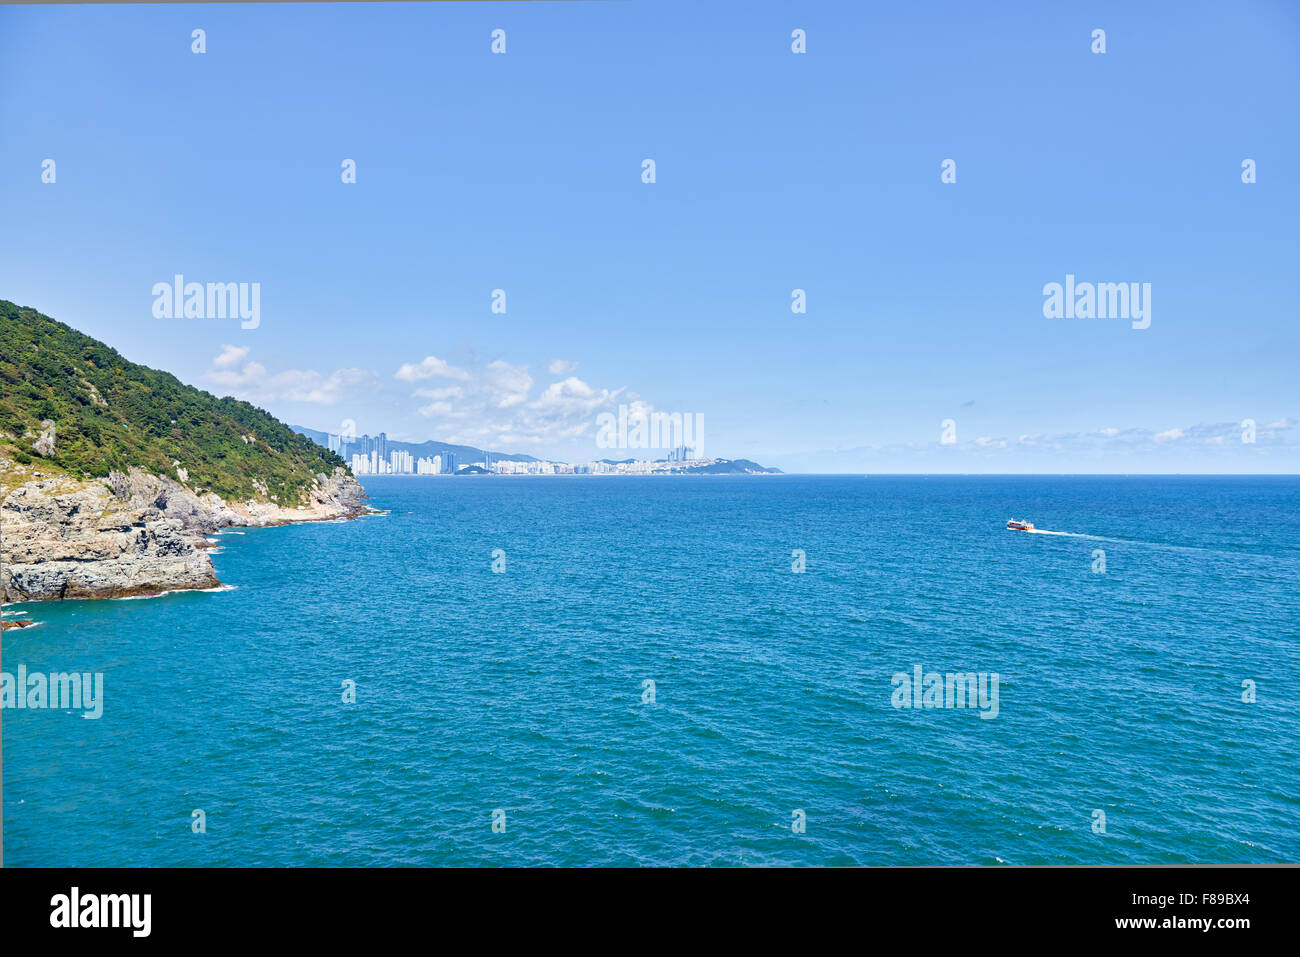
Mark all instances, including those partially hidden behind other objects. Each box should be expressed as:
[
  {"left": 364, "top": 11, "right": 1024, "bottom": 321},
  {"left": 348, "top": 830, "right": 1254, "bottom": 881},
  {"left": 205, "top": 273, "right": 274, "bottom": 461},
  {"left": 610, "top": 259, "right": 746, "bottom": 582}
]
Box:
[{"left": 2, "top": 463, "right": 369, "bottom": 603}]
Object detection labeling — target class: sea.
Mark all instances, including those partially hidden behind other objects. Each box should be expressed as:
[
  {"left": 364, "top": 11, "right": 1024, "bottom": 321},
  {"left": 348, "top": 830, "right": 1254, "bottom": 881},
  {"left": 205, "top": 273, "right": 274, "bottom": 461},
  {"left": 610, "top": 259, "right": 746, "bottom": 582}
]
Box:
[{"left": 3, "top": 475, "right": 1298, "bottom": 866}]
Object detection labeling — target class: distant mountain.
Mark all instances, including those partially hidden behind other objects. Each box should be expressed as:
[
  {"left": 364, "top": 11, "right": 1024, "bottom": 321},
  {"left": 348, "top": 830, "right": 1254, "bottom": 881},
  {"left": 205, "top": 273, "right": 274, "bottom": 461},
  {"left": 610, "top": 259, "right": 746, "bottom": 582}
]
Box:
[
  {"left": 600, "top": 456, "right": 781, "bottom": 474},
  {"left": 683, "top": 459, "right": 782, "bottom": 474},
  {"left": 292, "top": 425, "right": 539, "bottom": 466},
  {"left": 0, "top": 300, "right": 347, "bottom": 501}
]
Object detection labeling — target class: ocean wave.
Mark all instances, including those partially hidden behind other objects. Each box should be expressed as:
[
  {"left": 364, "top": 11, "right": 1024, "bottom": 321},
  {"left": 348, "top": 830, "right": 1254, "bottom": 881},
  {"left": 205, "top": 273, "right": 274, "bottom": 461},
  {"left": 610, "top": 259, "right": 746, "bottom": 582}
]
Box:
[{"left": 110, "top": 584, "right": 236, "bottom": 601}]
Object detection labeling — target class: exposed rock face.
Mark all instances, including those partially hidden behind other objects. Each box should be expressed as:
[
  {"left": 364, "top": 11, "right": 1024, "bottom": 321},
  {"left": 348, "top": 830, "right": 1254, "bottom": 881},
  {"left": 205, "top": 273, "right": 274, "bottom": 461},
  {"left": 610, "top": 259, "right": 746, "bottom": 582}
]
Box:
[
  {"left": 32, "top": 419, "right": 57, "bottom": 457},
  {"left": 1, "top": 464, "right": 368, "bottom": 603}
]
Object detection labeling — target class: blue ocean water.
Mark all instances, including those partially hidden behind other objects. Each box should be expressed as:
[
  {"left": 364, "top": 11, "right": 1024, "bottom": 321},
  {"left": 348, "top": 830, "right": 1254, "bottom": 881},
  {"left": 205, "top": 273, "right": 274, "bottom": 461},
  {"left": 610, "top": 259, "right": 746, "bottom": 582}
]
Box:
[{"left": 3, "top": 476, "right": 1298, "bottom": 866}]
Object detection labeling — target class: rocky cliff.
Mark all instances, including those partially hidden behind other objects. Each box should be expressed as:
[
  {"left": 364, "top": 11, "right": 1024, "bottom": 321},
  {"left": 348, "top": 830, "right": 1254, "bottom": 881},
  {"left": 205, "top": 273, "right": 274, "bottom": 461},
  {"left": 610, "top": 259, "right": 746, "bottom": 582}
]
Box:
[
  {"left": 1, "top": 456, "right": 369, "bottom": 603},
  {"left": 1, "top": 298, "right": 371, "bottom": 603}
]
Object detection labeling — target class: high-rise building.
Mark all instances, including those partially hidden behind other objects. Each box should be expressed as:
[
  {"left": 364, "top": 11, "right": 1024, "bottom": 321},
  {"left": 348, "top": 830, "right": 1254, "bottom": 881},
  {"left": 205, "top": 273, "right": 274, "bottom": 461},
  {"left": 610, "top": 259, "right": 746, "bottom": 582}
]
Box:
[
  {"left": 389, "top": 449, "right": 413, "bottom": 474},
  {"left": 443, "top": 451, "right": 458, "bottom": 474}
]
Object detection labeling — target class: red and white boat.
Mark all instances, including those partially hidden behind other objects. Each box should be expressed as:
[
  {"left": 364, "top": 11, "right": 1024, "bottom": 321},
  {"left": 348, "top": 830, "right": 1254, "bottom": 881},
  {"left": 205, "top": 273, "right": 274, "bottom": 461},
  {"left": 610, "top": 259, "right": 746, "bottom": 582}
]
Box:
[{"left": 1006, "top": 519, "right": 1034, "bottom": 531}]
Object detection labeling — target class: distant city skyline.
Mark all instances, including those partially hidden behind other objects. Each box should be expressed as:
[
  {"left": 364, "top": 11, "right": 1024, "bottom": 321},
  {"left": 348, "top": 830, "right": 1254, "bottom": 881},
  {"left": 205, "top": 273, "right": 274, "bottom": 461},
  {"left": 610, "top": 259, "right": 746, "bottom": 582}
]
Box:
[
  {"left": 315, "top": 425, "right": 719, "bottom": 476},
  {"left": 2, "top": 1, "right": 1297, "bottom": 472}
]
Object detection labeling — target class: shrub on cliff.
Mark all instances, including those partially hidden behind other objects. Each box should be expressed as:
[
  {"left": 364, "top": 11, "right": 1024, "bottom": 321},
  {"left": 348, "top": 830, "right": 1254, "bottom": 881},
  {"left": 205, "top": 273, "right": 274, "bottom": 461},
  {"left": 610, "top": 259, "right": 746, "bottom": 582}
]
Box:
[{"left": 0, "top": 299, "right": 345, "bottom": 503}]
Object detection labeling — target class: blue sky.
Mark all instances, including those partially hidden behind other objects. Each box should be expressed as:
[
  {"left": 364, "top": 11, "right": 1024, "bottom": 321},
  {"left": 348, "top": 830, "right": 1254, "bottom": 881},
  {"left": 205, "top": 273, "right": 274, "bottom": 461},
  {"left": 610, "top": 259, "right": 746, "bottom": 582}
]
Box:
[{"left": 1, "top": 1, "right": 1297, "bottom": 472}]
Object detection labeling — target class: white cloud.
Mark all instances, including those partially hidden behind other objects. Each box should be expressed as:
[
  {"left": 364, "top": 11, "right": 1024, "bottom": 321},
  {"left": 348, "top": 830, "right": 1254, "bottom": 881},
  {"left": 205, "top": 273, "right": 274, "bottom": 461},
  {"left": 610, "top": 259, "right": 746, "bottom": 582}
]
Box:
[
  {"left": 394, "top": 355, "right": 471, "bottom": 383},
  {"left": 206, "top": 346, "right": 373, "bottom": 405},
  {"left": 413, "top": 386, "right": 464, "bottom": 401},
  {"left": 212, "top": 344, "right": 249, "bottom": 370},
  {"left": 530, "top": 376, "right": 618, "bottom": 417},
  {"left": 548, "top": 359, "right": 578, "bottom": 375},
  {"left": 397, "top": 353, "right": 630, "bottom": 447},
  {"left": 417, "top": 400, "right": 456, "bottom": 417},
  {"left": 484, "top": 360, "right": 533, "bottom": 409},
  {"left": 878, "top": 420, "right": 1295, "bottom": 459}
]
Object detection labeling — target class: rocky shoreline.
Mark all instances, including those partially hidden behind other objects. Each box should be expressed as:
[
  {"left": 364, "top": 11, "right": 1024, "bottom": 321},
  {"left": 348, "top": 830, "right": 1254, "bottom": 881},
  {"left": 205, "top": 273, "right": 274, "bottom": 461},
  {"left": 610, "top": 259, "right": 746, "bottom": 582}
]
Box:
[{"left": 1, "top": 462, "right": 370, "bottom": 603}]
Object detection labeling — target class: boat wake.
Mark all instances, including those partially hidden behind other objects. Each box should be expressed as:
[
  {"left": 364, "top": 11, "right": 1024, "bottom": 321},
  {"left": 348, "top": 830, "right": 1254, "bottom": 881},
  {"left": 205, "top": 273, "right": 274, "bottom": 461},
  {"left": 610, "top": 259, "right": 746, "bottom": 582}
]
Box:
[
  {"left": 1025, "top": 527, "right": 1144, "bottom": 547},
  {"left": 1017, "top": 526, "right": 1287, "bottom": 564}
]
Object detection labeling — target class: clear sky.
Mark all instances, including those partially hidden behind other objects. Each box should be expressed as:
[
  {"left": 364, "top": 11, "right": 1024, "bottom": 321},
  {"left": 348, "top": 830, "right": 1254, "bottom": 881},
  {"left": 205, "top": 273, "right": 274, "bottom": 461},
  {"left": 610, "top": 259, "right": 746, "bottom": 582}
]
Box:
[{"left": 1, "top": 1, "right": 1297, "bottom": 472}]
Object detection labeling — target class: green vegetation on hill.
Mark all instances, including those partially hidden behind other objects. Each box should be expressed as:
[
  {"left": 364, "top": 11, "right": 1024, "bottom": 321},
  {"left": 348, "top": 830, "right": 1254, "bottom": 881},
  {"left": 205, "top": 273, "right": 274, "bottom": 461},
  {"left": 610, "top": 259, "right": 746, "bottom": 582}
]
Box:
[{"left": 0, "top": 299, "right": 345, "bottom": 502}]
